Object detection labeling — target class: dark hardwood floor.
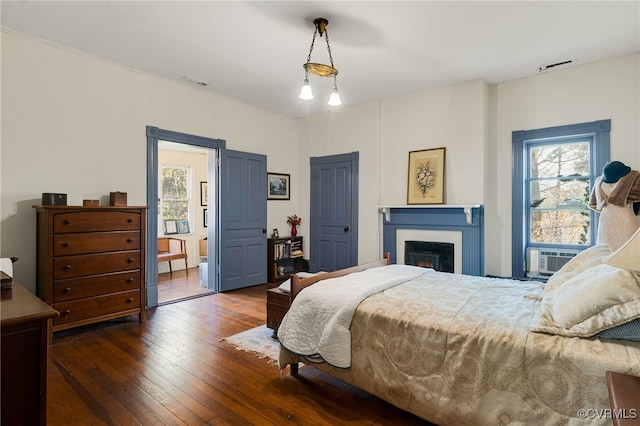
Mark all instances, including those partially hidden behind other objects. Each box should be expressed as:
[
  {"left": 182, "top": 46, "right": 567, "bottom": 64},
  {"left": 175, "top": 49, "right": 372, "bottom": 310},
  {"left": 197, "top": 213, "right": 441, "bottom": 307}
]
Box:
[{"left": 48, "top": 283, "right": 431, "bottom": 425}]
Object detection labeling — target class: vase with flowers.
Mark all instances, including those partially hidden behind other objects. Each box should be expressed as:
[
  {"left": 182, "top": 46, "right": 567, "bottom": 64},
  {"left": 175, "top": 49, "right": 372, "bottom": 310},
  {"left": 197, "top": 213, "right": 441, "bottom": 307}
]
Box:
[{"left": 287, "top": 214, "right": 302, "bottom": 237}]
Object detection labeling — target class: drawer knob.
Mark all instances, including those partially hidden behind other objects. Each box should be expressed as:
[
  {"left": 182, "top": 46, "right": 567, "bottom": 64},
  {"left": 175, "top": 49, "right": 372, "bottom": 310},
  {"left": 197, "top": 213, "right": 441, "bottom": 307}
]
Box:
[
  {"left": 63, "top": 264, "right": 72, "bottom": 270},
  {"left": 63, "top": 287, "right": 71, "bottom": 293},
  {"left": 127, "top": 238, "right": 133, "bottom": 243},
  {"left": 127, "top": 258, "right": 134, "bottom": 263},
  {"left": 62, "top": 242, "right": 70, "bottom": 248},
  {"left": 63, "top": 219, "right": 71, "bottom": 225},
  {"left": 126, "top": 278, "right": 134, "bottom": 283},
  {"left": 126, "top": 298, "right": 134, "bottom": 303},
  {"left": 62, "top": 310, "right": 71, "bottom": 317},
  {"left": 127, "top": 218, "right": 134, "bottom": 223}
]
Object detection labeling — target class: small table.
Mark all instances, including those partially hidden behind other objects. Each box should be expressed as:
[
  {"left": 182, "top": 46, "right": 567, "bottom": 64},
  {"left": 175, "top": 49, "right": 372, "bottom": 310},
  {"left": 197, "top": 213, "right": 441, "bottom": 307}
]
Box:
[
  {"left": 606, "top": 370, "right": 640, "bottom": 425},
  {"left": 2, "top": 281, "right": 59, "bottom": 425},
  {"left": 266, "top": 287, "right": 291, "bottom": 338}
]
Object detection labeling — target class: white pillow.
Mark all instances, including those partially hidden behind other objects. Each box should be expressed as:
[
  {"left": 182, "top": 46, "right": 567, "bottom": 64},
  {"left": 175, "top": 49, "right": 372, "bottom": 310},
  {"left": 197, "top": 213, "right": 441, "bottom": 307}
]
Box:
[
  {"left": 544, "top": 244, "right": 611, "bottom": 293},
  {"left": 277, "top": 271, "right": 323, "bottom": 293},
  {"left": 532, "top": 263, "right": 640, "bottom": 337}
]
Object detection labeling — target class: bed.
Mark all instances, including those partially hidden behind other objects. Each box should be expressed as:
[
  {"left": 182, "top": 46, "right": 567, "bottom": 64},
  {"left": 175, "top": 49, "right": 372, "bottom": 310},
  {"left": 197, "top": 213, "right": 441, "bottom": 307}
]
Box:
[{"left": 277, "top": 245, "right": 640, "bottom": 425}]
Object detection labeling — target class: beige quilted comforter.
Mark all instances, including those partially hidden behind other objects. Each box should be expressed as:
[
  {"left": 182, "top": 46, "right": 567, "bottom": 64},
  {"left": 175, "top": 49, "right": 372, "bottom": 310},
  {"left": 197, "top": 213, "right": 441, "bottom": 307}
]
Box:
[{"left": 279, "top": 270, "right": 640, "bottom": 425}]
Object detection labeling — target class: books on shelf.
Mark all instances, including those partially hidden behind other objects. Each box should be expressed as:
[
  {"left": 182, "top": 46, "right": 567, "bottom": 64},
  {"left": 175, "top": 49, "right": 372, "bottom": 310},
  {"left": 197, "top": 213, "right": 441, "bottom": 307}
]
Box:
[{"left": 273, "top": 238, "right": 304, "bottom": 260}]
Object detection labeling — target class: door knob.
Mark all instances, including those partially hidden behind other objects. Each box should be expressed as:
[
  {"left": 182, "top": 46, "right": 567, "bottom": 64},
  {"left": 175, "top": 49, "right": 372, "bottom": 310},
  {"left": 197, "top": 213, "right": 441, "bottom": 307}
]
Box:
[{"left": 344, "top": 227, "right": 349, "bottom": 233}]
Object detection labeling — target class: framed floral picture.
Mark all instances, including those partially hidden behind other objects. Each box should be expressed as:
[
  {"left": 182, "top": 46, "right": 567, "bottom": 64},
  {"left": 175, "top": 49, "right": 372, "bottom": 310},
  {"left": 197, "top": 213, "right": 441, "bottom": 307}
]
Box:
[
  {"left": 407, "top": 147, "right": 446, "bottom": 204},
  {"left": 267, "top": 172, "right": 290, "bottom": 200}
]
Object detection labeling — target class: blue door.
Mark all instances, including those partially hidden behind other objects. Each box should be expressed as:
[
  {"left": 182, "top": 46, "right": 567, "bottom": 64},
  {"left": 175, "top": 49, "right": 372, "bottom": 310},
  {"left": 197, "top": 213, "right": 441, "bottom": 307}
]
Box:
[
  {"left": 310, "top": 152, "right": 359, "bottom": 272},
  {"left": 219, "top": 149, "right": 267, "bottom": 291}
]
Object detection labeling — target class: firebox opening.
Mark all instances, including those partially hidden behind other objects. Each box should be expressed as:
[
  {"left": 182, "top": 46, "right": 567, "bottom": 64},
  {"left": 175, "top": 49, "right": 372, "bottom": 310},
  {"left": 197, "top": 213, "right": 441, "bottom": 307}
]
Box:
[{"left": 405, "top": 241, "right": 454, "bottom": 273}]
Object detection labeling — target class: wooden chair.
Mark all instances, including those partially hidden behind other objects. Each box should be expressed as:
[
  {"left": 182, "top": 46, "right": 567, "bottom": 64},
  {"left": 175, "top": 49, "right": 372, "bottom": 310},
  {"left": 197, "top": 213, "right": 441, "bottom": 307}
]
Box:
[{"left": 157, "top": 237, "right": 188, "bottom": 275}]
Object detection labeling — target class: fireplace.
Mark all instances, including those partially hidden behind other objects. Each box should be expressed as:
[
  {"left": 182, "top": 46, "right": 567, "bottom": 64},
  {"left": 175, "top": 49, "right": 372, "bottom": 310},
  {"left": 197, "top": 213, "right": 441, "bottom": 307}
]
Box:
[
  {"left": 380, "top": 205, "right": 484, "bottom": 276},
  {"left": 405, "top": 241, "right": 454, "bottom": 272}
]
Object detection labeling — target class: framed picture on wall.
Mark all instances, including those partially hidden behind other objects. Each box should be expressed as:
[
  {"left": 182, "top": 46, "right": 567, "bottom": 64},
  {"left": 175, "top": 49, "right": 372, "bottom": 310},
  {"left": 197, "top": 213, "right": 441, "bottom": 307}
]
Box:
[
  {"left": 407, "top": 147, "right": 446, "bottom": 205},
  {"left": 203, "top": 209, "right": 208, "bottom": 227},
  {"left": 267, "top": 172, "right": 290, "bottom": 200},
  {"left": 177, "top": 219, "right": 190, "bottom": 234},
  {"left": 164, "top": 220, "right": 178, "bottom": 235},
  {"left": 200, "top": 181, "right": 208, "bottom": 206}
]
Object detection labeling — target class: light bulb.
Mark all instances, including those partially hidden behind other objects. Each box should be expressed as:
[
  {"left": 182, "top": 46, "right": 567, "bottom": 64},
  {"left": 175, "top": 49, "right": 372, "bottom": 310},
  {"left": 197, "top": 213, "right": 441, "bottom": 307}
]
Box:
[
  {"left": 328, "top": 86, "right": 342, "bottom": 106},
  {"left": 299, "top": 79, "right": 313, "bottom": 100}
]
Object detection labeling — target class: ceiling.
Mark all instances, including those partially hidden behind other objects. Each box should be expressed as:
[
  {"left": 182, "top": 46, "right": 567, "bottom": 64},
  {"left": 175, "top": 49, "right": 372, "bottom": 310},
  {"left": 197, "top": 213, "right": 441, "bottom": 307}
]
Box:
[{"left": 2, "top": 1, "right": 639, "bottom": 118}]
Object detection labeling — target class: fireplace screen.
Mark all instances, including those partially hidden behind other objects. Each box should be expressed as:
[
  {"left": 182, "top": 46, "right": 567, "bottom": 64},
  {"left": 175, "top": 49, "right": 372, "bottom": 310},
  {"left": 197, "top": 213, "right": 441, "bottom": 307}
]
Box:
[{"left": 405, "top": 241, "right": 454, "bottom": 273}]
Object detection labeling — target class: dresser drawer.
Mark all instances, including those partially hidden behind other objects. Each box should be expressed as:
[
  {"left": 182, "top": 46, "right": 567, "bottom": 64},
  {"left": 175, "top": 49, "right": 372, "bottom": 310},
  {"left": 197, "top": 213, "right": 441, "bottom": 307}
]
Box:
[
  {"left": 54, "top": 211, "right": 141, "bottom": 233},
  {"left": 53, "top": 251, "right": 141, "bottom": 279},
  {"left": 53, "top": 290, "right": 140, "bottom": 326},
  {"left": 53, "top": 271, "right": 140, "bottom": 302},
  {"left": 54, "top": 231, "right": 140, "bottom": 256}
]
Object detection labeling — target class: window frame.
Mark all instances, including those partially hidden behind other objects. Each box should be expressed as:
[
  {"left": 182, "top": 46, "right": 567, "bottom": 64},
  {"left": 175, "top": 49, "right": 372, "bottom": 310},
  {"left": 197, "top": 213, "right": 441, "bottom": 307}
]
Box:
[
  {"left": 512, "top": 120, "right": 610, "bottom": 278},
  {"left": 159, "top": 164, "right": 192, "bottom": 235}
]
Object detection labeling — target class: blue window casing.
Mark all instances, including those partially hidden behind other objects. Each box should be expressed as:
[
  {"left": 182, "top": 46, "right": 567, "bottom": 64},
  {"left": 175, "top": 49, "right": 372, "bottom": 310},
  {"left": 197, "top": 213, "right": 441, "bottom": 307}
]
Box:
[{"left": 511, "top": 119, "right": 610, "bottom": 278}]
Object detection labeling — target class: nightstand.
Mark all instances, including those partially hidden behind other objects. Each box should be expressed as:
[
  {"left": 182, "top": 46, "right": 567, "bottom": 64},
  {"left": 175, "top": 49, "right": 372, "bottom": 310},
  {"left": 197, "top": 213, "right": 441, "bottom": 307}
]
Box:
[
  {"left": 266, "top": 287, "right": 291, "bottom": 338},
  {"left": 606, "top": 370, "right": 640, "bottom": 425}
]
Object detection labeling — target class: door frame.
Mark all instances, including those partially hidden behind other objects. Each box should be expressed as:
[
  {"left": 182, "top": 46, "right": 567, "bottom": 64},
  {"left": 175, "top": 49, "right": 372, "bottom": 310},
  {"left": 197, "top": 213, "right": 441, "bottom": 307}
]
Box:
[{"left": 146, "top": 126, "right": 225, "bottom": 308}]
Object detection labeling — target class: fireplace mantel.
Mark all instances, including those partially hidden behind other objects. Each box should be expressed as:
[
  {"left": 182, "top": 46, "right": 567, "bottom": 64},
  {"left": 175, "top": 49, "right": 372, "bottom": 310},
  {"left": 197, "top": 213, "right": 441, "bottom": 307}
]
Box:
[
  {"left": 378, "top": 204, "right": 481, "bottom": 224},
  {"left": 380, "top": 205, "right": 484, "bottom": 276}
]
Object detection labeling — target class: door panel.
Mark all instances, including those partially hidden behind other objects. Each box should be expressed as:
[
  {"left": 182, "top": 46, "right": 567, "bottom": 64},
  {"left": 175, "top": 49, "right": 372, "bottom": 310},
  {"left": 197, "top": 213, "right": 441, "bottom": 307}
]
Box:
[
  {"left": 219, "top": 149, "right": 267, "bottom": 291},
  {"left": 310, "top": 153, "right": 359, "bottom": 272}
]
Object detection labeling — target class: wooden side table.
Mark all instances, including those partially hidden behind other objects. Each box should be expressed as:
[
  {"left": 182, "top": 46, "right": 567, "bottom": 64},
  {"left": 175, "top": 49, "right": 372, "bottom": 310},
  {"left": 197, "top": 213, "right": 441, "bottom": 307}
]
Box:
[
  {"left": 1, "top": 282, "right": 58, "bottom": 426},
  {"left": 266, "top": 287, "right": 291, "bottom": 338},
  {"left": 606, "top": 370, "right": 640, "bottom": 425}
]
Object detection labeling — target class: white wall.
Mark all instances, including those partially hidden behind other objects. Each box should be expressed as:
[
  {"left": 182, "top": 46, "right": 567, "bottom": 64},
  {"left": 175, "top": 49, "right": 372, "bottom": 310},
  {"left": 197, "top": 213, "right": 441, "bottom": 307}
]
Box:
[
  {"left": 297, "top": 80, "right": 490, "bottom": 265},
  {"left": 1, "top": 30, "right": 299, "bottom": 292},
  {"left": 295, "top": 54, "right": 639, "bottom": 276},
  {"left": 490, "top": 53, "right": 640, "bottom": 276},
  {"left": 2, "top": 29, "right": 638, "bottom": 291}
]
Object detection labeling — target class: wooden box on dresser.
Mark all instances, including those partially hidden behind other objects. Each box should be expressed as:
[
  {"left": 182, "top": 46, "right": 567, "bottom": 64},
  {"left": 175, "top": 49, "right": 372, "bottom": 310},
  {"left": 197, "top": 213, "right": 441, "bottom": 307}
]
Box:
[{"left": 34, "top": 205, "right": 147, "bottom": 339}]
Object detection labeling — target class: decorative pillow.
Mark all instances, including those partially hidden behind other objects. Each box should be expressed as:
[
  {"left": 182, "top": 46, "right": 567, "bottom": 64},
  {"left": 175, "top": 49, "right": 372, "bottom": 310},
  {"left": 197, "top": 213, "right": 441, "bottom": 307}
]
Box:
[
  {"left": 598, "top": 319, "right": 640, "bottom": 342},
  {"left": 544, "top": 244, "right": 611, "bottom": 293},
  {"left": 531, "top": 263, "right": 640, "bottom": 337}
]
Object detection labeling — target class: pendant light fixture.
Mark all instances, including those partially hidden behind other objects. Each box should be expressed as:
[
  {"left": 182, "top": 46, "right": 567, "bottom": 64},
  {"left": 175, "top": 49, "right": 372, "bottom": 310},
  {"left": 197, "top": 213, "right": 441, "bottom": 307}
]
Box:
[{"left": 299, "top": 17, "right": 341, "bottom": 106}]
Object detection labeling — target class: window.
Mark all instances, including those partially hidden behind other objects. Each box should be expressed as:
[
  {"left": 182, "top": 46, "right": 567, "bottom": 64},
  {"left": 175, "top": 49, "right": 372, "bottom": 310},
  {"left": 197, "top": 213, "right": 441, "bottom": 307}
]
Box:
[
  {"left": 160, "top": 165, "right": 191, "bottom": 234},
  {"left": 528, "top": 140, "right": 591, "bottom": 245},
  {"left": 512, "top": 120, "right": 610, "bottom": 278}
]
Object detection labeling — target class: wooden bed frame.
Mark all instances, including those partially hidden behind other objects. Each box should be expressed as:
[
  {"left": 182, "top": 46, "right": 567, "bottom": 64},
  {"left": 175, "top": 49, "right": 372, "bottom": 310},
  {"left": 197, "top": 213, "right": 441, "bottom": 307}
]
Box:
[
  {"left": 285, "top": 252, "right": 390, "bottom": 374},
  {"left": 290, "top": 253, "right": 390, "bottom": 301}
]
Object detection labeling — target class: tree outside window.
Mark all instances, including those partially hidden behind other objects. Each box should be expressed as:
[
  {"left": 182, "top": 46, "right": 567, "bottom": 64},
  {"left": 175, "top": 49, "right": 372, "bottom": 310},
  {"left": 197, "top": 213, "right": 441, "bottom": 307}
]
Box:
[
  {"left": 528, "top": 141, "right": 591, "bottom": 245},
  {"left": 161, "top": 165, "right": 190, "bottom": 226}
]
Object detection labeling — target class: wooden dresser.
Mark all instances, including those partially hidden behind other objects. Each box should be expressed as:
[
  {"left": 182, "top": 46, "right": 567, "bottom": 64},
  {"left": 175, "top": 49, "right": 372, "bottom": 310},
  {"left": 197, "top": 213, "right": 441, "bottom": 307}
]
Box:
[
  {"left": 1, "top": 281, "right": 58, "bottom": 425},
  {"left": 34, "top": 205, "right": 147, "bottom": 338}
]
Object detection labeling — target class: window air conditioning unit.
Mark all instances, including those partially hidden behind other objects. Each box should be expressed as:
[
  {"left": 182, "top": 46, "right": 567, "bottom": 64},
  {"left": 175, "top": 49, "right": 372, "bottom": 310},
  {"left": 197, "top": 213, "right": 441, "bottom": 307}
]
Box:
[{"left": 538, "top": 249, "right": 581, "bottom": 275}]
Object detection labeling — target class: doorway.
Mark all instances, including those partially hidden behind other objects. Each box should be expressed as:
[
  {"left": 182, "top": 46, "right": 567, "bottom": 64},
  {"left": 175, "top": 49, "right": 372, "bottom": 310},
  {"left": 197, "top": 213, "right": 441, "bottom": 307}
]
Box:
[
  {"left": 146, "top": 126, "right": 225, "bottom": 308},
  {"left": 157, "top": 141, "right": 214, "bottom": 304}
]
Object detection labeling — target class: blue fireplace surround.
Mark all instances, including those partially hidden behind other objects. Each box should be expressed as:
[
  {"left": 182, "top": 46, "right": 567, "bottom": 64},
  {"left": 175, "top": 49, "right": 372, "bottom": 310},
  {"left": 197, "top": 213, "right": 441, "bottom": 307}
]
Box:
[{"left": 381, "top": 205, "right": 485, "bottom": 276}]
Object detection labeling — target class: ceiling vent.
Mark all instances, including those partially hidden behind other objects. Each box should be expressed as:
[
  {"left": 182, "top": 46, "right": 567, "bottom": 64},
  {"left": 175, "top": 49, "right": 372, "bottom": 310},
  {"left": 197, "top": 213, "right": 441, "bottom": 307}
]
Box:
[{"left": 182, "top": 75, "right": 208, "bottom": 86}]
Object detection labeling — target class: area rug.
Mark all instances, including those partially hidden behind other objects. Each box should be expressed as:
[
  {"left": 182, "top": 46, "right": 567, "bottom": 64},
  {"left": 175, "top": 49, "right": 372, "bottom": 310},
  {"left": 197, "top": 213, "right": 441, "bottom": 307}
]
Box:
[{"left": 222, "top": 324, "right": 279, "bottom": 364}]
